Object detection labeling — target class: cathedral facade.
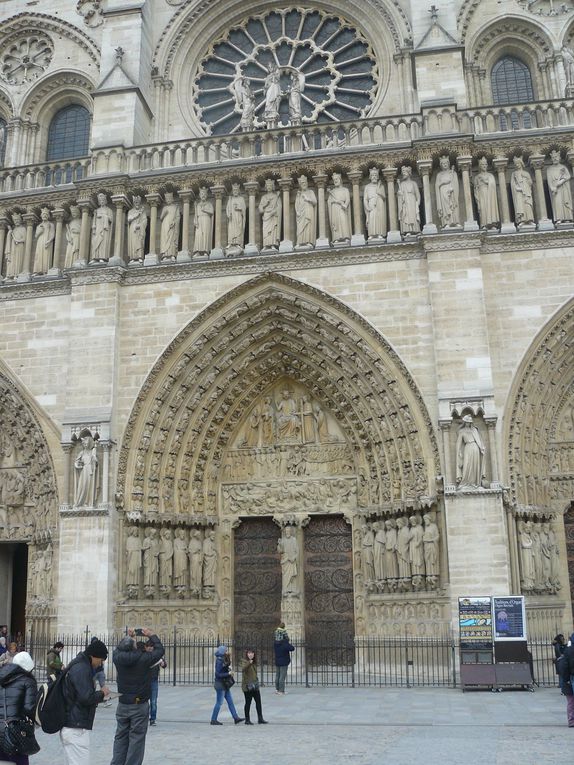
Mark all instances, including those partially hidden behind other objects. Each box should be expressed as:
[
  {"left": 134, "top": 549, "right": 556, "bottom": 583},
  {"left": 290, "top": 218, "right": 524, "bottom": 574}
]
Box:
[{"left": 0, "top": 0, "right": 573, "bottom": 644}]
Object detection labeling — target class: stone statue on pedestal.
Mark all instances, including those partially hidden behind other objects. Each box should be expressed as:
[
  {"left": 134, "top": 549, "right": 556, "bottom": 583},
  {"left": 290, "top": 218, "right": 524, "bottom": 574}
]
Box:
[
  {"left": 125, "top": 526, "right": 141, "bottom": 594},
  {"left": 264, "top": 64, "right": 281, "bottom": 126},
  {"left": 5, "top": 212, "right": 26, "bottom": 278},
  {"left": 295, "top": 175, "right": 317, "bottom": 247},
  {"left": 91, "top": 193, "right": 113, "bottom": 262},
  {"left": 64, "top": 206, "right": 81, "bottom": 268},
  {"left": 73, "top": 430, "right": 99, "bottom": 507},
  {"left": 435, "top": 156, "right": 460, "bottom": 228},
  {"left": 159, "top": 527, "right": 173, "bottom": 595},
  {"left": 546, "top": 150, "right": 573, "bottom": 223},
  {"left": 363, "top": 167, "right": 387, "bottom": 239},
  {"left": 173, "top": 528, "right": 188, "bottom": 596},
  {"left": 127, "top": 195, "right": 148, "bottom": 263},
  {"left": 473, "top": 157, "right": 499, "bottom": 229},
  {"left": 258, "top": 179, "right": 281, "bottom": 250},
  {"left": 33, "top": 208, "right": 55, "bottom": 274},
  {"left": 193, "top": 187, "right": 213, "bottom": 256},
  {"left": 225, "top": 183, "right": 246, "bottom": 255},
  {"left": 202, "top": 529, "right": 217, "bottom": 597},
  {"left": 456, "top": 415, "right": 486, "bottom": 489},
  {"left": 510, "top": 156, "right": 535, "bottom": 227},
  {"left": 397, "top": 166, "right": 420, "bottom": 235},
  {"left": 188, "top": 528, "right": 203, "bottom": 597},
  {"left": 159, "top": 191, "right": 180, "bottom": 261},
  {"left": 142, "top": 527, "right": 160, "bottom": 595},
  {"left": 327, "top": 173, "right": 351, "bottom": 242}
]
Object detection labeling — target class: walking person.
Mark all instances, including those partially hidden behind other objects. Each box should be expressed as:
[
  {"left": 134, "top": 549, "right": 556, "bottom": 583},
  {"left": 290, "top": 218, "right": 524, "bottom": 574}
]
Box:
[
  {"left": 0, "top": 651, "right": 38, "bottom": 765},
  {"left": 559, "top": 631, "right": 574, "bottom": 727},
  {"left": 241, "top": 649, "right": 267, "bottom": 725},
  {"left": 273, "top": 624, "right": 294, "bottom": 695},
  {"left": 210, "top": 646, "right": 244, "bottom": 725},
  {"left": 60, "top": 639, "right": 110, "bottom": 765},
  {"left": 47, "top": 641, "right": 65, "bottom": 679},
  {"left": 144, "top": 640, "right": 166, "bottom": 726},
  {"left": 110, "top": 627, "right": 165, "bottom": 765},
  {"left": 553, "top": 633, "right": 567, "bottom": 691}
]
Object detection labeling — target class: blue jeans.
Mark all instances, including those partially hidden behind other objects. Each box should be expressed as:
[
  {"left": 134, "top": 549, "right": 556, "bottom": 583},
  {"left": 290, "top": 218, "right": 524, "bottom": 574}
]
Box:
[
  {"left": 211, "top": 687, "right": 239, "bottom": 721},
  {"left": 149, "top": 677, "right": 159, "bottom": 721}
]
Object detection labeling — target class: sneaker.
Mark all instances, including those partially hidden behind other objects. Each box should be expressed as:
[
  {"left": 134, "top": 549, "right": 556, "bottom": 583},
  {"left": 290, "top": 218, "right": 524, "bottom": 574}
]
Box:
[
  {"left": 234, "top": 717, "right": 245, "bottom": 724},
  {"left": 149, "top": 720, "right": 156, "bottom": 726},
  {"left": 210, "top": 720, "right": 223, "bottom": 726},
  {"left": 103, "top": 700, "right": 112, "bottom": 708}
]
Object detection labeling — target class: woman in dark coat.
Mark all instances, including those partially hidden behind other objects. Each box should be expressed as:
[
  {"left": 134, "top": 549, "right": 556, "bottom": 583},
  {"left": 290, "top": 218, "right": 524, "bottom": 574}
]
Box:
[
  {"left": 241, "top": 649, "right": 267, "bottom": 725},
  {"left": 554, "top": 634, "right": 567, "bottom": 691},
  {"left": 0, "top": 651, "right": 39, "bottom": 765},
  {"left": 210, "top": 646, "right": 244, "bottom": 725}
]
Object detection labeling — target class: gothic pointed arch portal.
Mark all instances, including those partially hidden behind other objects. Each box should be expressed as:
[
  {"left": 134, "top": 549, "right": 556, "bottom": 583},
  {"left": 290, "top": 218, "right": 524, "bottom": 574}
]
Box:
[
  {"left": 116, "top": 273, "right": 440, "bottom": 635},
  {"left": 504, "top": 298, "right": 574, "bottom": 609},
  {"left": 0, "top": 368, "right": 60, "bottom": 634}
]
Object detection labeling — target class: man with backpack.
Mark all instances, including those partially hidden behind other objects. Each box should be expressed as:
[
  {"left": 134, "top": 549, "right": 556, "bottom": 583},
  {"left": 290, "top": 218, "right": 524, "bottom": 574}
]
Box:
[
  {"left": 110, "top": 627, "right": 164, "bottom": 765},
  {"left": 60, "top": 638, "right": 110, "bottom": 765}
]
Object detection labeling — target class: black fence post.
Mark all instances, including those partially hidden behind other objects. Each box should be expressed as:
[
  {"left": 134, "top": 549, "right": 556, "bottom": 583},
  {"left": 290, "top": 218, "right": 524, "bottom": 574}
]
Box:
[
  {"left": 84, "top": 625, "right": 89, "bottom": 647},
  {"left": 451, "top": 638, "right": 457, "bottom": 688},
  {"left": 172, "top": 626, "right": 177, "bottom": 687}
]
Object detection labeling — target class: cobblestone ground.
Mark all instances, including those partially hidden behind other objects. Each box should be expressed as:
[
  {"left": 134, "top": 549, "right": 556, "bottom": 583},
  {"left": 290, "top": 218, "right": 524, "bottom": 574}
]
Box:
[{"left": 34, "top": 685, "right": 573, "bottom": 765}]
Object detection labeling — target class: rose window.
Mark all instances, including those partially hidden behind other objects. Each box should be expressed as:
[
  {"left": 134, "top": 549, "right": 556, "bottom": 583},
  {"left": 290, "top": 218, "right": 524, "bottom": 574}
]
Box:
[
  {"left": 193, "top": 8, "right": 378, "bottom": 135},
  {"left": 1, "top": 33, "right": 54, "bottom": 85}
]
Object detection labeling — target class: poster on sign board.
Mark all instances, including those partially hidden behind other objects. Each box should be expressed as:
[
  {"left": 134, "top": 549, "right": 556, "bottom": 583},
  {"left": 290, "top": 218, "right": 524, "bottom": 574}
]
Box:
[
  {"left": 492, "top": 596, "right": 527, "bottom": 640},
  {"left": 458, "top": 596, "right": 493, "bottom": 651}
]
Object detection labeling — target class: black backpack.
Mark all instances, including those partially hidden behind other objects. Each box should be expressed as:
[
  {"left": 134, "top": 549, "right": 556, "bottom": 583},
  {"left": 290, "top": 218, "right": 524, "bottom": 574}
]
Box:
[{"left": 35, "top": 668, "right": 69, "bottom": 734}]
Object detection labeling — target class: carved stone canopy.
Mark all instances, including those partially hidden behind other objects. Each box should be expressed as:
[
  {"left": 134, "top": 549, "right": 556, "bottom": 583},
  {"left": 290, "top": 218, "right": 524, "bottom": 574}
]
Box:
[{"left": 117, "top": 273, "right": 440, "bottom": 520}]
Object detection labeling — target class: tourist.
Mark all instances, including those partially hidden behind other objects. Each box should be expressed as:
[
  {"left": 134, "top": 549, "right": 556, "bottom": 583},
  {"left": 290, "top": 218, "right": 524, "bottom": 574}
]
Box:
[
  {"left": 60, "top": 639, "right": 110, "bottom": 765},
  {"left": 241, "top": 649, "right": 267, "bottom": 725},
  {"left": 90, "top": 637, "right": 111, "bottom": 708},
  {"left": 0, "top": 651, "right": 39, "bottom": 765},
  {"left": 0, "top": 638, "right": 6, "bottom": 658},
  {"left": 210, "top": 646, "right": 244, "bottom": 725},
  {"left": 110, "top": 628, "right": 165, "bottom": 765},
  {"left": 0, "top": 643, "right": 18, "bottom": 668},
  {"left": 145, "top": 639, "right": 167, "bottom": 726},
  {"left": 559, "top": 632, "right": 574, "bottom": 727},
  {"left": 273, "top": 623, "right": 294, "bottom": 695},
  {"left": 47, "top": 641, "right": 65, "bottom": 679},
  {"left": 553, "top": 633, "right": 567, "bottom": 691}
]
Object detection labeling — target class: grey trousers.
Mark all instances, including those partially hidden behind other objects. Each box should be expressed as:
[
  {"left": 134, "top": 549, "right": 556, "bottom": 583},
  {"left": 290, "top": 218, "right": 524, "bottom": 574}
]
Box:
[{"left": 110, "top": 701, "right": 149, "bottom": 765}]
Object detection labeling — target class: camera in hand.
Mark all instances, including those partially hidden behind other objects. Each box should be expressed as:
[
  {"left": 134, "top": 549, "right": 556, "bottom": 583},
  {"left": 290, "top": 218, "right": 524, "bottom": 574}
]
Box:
[{"left": 134, "top": 628, "right": 144, "bottom": 636}]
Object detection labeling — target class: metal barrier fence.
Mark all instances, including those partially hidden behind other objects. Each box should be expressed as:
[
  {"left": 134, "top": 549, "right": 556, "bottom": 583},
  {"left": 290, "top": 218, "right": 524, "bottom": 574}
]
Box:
[{"left": 21, "top": 631, "right": 559, "bottom": 689}]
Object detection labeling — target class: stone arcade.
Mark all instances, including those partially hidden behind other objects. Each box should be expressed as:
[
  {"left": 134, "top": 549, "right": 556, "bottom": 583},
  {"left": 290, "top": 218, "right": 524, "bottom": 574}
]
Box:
[{"left": 0, "top": 0, "right": 573, "bottom": 646}]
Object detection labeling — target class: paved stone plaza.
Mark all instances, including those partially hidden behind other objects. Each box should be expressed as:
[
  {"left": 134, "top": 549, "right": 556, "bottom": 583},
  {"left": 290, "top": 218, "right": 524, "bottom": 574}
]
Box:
[{"left": 34, "top": 685, "right": 572, "bottom": 765}]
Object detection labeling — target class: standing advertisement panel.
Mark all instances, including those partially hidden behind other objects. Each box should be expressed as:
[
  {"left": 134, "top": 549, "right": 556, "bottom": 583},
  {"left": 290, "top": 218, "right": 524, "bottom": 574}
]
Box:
[
  {"left": 492, "top": 596, "right": 527, "bottom": 641},
  {"left": 458, "top": 596, "right": 493, "bottom": 651}
]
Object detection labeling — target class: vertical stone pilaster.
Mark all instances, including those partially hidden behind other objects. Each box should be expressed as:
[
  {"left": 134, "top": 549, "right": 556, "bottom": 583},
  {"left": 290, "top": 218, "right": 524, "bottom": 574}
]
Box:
[
  {"left": 313, "top": 173, "right": 330, "bottom": 249},
  {"left": 48, "top": 208, "right": 65, "bottom": 276},
  {"left": 177, "top": 190, "right": 192, "bottom": 261},
  {"left": 418, "top": 159, "right": 438, "bottom": 234},
  {"left": 110, "top": 194, "right": 128, "bottom": 266},
  {"left": 17, "top": 211, "right": 35, "bottom": 282},
  {"left": 244, "top": 181, "right": 259, "bottom": 255},
  {"left": 348, "top": 170, "right": 366, "bottom": 246},
  {"left": 211, "top": 185, "right": 225, "bottom": 258},
  {"left": 145, "top": 192, "right": 160, "bottom": 265},
  {"left": 457, "top": 156, "right": 479, "bottom": 231},
  {"left": 383, "top": 167, "right": 401, "bottom": 242},
  {"left": 529, "top": 154, "right": 554, "bottom": 230},
  {"left": 493, "top": 157, "right": 515, "bottom": 233},
  {"left": 77, "top": 200, "right": 92, "bottom": 268},
  {"left": 0, "top": 215, "right": 8, "bottom": 280}
]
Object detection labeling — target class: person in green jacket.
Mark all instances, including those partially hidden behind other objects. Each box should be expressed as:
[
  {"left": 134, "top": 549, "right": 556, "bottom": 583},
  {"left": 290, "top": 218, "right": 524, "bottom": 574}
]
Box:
[
  {"left": 241, "top": 649, "right": 267, "bottom": 725},
  {"left": 46, "top": 641, "right": 65, "bottom": 678}
]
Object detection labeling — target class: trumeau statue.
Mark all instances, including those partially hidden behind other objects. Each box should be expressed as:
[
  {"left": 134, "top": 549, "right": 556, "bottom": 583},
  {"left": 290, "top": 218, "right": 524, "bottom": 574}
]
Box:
[
  {"left": 5, "top": 212, "right": 26, "bottom": 278},
  {"left": 456, "top": 414, "right": 486, "bottom": 489},
  {"left": 127, "top": 195, "right": 148, "bottom": 263},
  {"left": 225, "top": 182, "right": 246, "bottom": 254},
  {"left": 258, "top": 179, "right": 281, "bottom": 250},
  {"left": 397, "top": 165, "right": 421, "bottom": 234},
  {"left": 435, "top": 156, "right": 460, "bottom": 228},
  {"left": 546, "top": 150, "right": 573, "bottom": 222},
  {"left": 327, "top": 173, "right": 352, "bottom": 242},
  {"left": 295, "top": 175, "right": 317, "bottom": 246},
  {"left": 202, "top": 529, "right": 217, "bottom": 597},
  {"left": 73, "top": 429, "right": 99, "bottom": 507},
  {"left": 277, "top": 525, "right": 299, "bottom": 597},
  {"left": 64, "top": 206, "right": 81, "bottom": 268},
  {"left": 159, "top": 191, "right": 180, "bottom": 260},
  {"left": 33, "top": 208, "right": 55, "bottom": 274},
  {"left": 473, "top": 157, "right": 500, "bottom": 229},
  {"left": 188, "top": 528, "right": 203, "bottom": 597},
  {"left": 91, "top": 192, "right": 113, "bottom": 262},
  {"left": 510, "top": 156, "right": 535, "bottom": 226},
  {"left": 363, "top": 167, "right": 387, "bottom": 239},
  {"left": 193, "top": 187, "right": 214, "bottom": 255}
]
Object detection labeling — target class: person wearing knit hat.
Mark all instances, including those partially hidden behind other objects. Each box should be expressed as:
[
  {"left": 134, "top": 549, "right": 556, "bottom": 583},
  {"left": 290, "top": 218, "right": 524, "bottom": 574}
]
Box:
[
  {"left": 89, "top": 638, "right": 112, "bottom": 709},
  {"left": 59, "top": 638, "right": 110, "bottom": 765},
  {"left": 0, "top": 651, "right": 38, "bottom": 764}
]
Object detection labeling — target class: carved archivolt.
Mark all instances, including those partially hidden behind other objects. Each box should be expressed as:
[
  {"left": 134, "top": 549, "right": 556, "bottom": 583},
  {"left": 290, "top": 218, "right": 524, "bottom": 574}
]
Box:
[
  {"left": 505, "top": 297, "right": 574, "bottom": 511},
  {"left": 116, "top": 273, "right": 440, "bottom": 524},
  {"left": 20, "top": 72, "right": 95, "bottom": 122}
]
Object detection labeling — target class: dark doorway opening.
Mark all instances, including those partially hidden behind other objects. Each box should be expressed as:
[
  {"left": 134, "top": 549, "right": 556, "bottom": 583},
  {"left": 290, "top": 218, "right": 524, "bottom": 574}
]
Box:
[{"left": 10, "top": 544, "right": 28, "bottom": 638}]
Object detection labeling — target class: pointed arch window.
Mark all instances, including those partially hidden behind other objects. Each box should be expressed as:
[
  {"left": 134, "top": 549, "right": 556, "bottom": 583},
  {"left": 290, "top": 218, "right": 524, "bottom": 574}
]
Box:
[
  {"left": 46, "top": 105, "right": 90, "bottom": 161},
  {"left": 491, "top": 56, "right": 534, "bottom": 129}
]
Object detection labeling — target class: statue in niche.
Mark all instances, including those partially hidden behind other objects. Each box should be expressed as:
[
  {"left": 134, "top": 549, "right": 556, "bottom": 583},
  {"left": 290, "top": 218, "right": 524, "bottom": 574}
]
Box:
[
  {"left": 546, "top": 521, "right": 561, "bottom": 592},
  {"left": 473, "top": 157, "right": 499, "bottom": 229},
  {"left": 546, "top": 150, "right": 573, "bottom": 223},
  {"left": 1, "top": 470, "right": 24, "bottom": 506},
  {"left": 327, "top": 173, "right": 351, "bottom": 242},
  {"left": 173, "top": 528, "right": 187, "bottom": 596},
  {"left": 64, "top": 206, "right": 81, "bottom": 268},
  {"left": 396, "top": 516, "right": 411, "bottom": 589},
  {"left": 422, "top": 512, "right": 440, "bottom": 585},
  {"left": 33, "top": 208, "right": 55, "bottom": 274},
  {"left": 531, "top": 521, "right": 543, "bottom": 590},
  {"left": 384, "top": 519, "right": 398, "bottom": 588},
  {"left": 301, "top": 394, "right": 316, "bottom": 443},
  {"left": 261, "top": 396, "right": 275, "bottom": 444},
  {"left": 456, "top": 415, "right": 486, "bottom": 489},
  {"left": 373, "top": 521, "right": 386, "bottom": 582},
  {"left": 193, "top": 187, "right": 214, "bottom": 256},
  {"left": 539, "top": 522, "right": 552, "bottom": 589},
  {"left": 202, "top": 529, "right": 217, "bottom": 597},
  {"left": 276, "top": 389, "right": 301, "bottom": 443},
  {"left": 225, "top": 183, "right": 246, "bottom": 254},
  {"left": 159, "top": 191, "right": 180, "bottom": 261},
  {"left": 73, "top": 429, "right": 99, "bottom": 508},
  {"left": 510, "top": 156, "right": 535, "bottom": 226},
  {"left": 517, "top": 519, "right": 535, "bottom": 591},
  {"left": 408, "top": 515, "right": 425, "bottom": 589},
  {"left": 125, "top": 526, "right": 141, "bottom": 592},
  {"left": 363, "top": 167, "right": 387, "bottom": 239},
  {"left": 277, "top": 525, "right": 299, "bottom": 597},
  {"left": 258, "top": 179, "right": 281, "bottom": 250},
  {"left": 142, "top": 527, "right": 160, "bottom": 595},
  {"left": 314, "top": 403, "right": 329, "bottom": 442},
  {"left": 188, "top": 528, "right": 203, "bottom": 597},
  {"left": 127, "top": 195, "right": 148, "bottom": 263},
  {"left": 361, "top": 523, "right": 375, "bottom": 581},
  {"left": 91, "top": 193, "right": 113, "bottom": 262},
  {"left": 263, "top": 63, "right": 281, "bottom": 125},
  {"left": 5, "top": 212, "right": 26, "bottom": 278},
  {"left": 397, "top": 166, "right": 420, "bottom": 235},
  {"left": 435, "top": 156, "right": 460, "bottom": 228},
  {"left": 295, "top": 175, "right": 317, "bottom": 247},
  {"left": 243, "top": 405, "right": 261, "bottom": 448},
  {"left": 288, "top": 71, "right": 305, "bottom": 123},
  {"left": 158, "top": 528, "right": 174, "bottom": 595}
]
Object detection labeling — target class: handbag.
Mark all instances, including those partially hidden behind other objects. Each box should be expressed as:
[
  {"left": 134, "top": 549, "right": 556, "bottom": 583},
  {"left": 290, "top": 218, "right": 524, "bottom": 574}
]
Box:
[
  {"left": 246, "top": 681, "right": 259, "bottom": 692},
  {"left": 1, "top": 687, "right": 40, "bottom": 757},
  {"left": 221, "top": 675, "right": 235, "bottom": 690}
]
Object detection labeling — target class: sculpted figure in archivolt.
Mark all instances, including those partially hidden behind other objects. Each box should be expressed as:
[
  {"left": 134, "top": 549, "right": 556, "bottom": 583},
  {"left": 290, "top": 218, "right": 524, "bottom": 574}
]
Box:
[{"left": 456, "top": 415, "right": 486, "bottom": 489}]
